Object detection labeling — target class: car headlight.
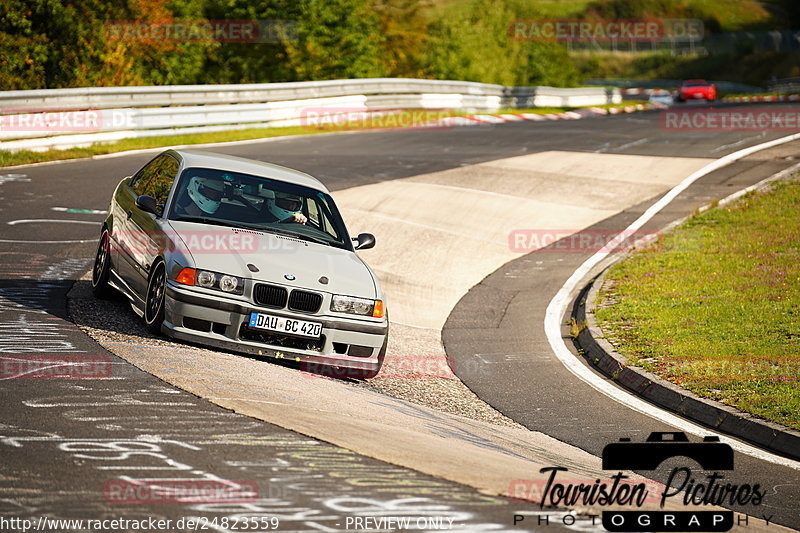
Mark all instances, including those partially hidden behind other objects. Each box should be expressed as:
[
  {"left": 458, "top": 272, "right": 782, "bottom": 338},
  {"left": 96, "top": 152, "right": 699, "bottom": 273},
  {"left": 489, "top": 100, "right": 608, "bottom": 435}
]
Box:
[
  {"left": 197, "top": 270, "right": 216, "bottom": 288},
  {"left": 219, "top": 275, "right": 240, "bottom": 293},
  {"left": 331, "top": 295, "right": 384, "bottom": 318},
  {"left": 176, "top": 267, "right": 244, "bottom": 295}
]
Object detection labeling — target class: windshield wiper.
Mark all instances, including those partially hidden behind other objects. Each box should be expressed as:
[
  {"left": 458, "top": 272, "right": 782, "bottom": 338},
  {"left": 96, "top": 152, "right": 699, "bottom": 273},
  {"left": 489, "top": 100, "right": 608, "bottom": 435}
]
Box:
[
  {"left": 260, "top": 226, "right": 331, "bottom": 246},
  {"left": 172, "top": 216, "right": 245, "bottom": 230},
  {"left": 174, "top": 217, "right": 333, "bottom": 246}
]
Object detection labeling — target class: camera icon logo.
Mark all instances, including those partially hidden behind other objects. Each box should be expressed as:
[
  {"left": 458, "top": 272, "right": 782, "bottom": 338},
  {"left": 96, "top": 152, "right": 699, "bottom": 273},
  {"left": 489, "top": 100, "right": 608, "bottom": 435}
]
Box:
[{"left": 602, "top": 432, "right": 734, "bottom": 471}]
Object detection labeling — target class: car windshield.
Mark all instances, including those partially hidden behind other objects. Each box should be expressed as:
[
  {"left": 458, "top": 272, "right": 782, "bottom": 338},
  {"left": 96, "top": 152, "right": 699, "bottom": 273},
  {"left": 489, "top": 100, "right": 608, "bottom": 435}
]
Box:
[{"left": 168, "top": 167, "right": 351, "bottom": 249}]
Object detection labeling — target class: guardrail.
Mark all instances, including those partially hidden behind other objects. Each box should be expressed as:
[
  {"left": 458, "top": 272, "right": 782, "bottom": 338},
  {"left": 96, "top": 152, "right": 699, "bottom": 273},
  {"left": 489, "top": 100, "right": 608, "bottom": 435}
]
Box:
[
  {"left": 0, "top": 78, "right": 621, "bottom": 152},
  {"left": 768, "top": 76, "right": 800, "bottom": 93}
]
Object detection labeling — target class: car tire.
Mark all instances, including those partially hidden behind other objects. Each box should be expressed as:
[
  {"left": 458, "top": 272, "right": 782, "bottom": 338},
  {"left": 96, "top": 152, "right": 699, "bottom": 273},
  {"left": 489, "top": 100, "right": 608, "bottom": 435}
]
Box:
[
  {"left": 144, "top": 260, "right": 166, "bottom": 335},
  {"left": 91, "top": 229, "right": 114, "bottom": 299}
]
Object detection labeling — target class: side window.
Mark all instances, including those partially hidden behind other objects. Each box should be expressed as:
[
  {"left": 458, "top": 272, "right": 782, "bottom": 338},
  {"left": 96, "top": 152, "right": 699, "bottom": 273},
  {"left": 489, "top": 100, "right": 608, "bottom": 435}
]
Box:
[
  {"left": 131, "top": 155, "right": 179, "bottom": 212},
  {"left": 306, "top": 198, "right": 321, "bottom": 226},
  {"left": 312, "top": 197, "right": 340, "bottom": 240},
  {"left": 131, "top": 157, "right": 161, "bottom": 195},
  {"left": 141, "top": 156, "right": 178, "bottom": 207}
]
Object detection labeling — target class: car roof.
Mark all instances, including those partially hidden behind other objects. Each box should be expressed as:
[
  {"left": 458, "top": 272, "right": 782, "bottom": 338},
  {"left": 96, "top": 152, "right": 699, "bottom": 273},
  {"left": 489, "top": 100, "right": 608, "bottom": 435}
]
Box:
[{"left": 170, "top": 149, "right": 330, "bottom": 193}]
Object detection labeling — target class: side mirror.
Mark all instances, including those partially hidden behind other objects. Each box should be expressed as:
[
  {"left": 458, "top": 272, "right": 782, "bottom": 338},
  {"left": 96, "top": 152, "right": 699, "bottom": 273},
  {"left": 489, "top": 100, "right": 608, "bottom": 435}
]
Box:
[
  {"left": 353, "top": 233, "right": 375, "bottom": 250},
  {"left": 136, "top": 195, "right": 160, "bottom": 216}
]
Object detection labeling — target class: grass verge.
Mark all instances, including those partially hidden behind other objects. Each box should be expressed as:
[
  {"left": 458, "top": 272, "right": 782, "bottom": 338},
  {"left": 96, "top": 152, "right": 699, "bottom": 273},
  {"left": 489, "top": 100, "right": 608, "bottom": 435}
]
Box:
[
  {"left": 595, "top": 177, "right": 800, "bottom": 430},
  {"left": 0, "top": 103, "right": 648, "bottom": 168}
]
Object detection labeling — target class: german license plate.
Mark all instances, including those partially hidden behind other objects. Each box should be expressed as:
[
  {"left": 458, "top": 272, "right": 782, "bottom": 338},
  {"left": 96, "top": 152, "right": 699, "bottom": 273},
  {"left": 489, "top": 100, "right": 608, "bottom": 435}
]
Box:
[{"left": 248, "top": 312, "right": 322, "bottom": 338}]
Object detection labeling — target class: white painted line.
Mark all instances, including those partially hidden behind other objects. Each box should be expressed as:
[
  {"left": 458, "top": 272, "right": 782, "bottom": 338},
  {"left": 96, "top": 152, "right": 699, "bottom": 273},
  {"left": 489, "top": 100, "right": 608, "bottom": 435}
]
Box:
[
  {"left": 593, "top": 142, "right": 610, "bottom": 154},
  {"left": 544, "top": 132, "right": 800, "bottom": 470},
  {"left": 0, "top": 173, "right": 30, "bottom": 185},
  {"left": 615, "top": 138, "right": 649, "bottom": 151},
  {"left": 710, "top": 133, "right": 767, "bottom": 154},
  {"left": 51, "top": 207, "right": 108, "bottom": 215},
  {"left": 7, "top": 219, "right": 100, "bottom": 226},
  {"left": 0, "top": 238, "right": 95, "bottom": 244}
]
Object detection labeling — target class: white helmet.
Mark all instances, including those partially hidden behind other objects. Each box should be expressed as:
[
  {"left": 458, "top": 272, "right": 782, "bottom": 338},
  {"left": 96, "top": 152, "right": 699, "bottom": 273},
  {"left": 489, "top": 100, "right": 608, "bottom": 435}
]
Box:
[
  {"left": 187, "top": 177, "right": 223, "bottom": 214},
  {"left": 267, "top": 191, "right": 303, "bottom": 220}
]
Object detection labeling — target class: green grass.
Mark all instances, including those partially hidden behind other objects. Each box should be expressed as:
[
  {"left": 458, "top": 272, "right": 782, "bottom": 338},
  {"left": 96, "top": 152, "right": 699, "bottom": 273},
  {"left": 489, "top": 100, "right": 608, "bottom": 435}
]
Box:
[
  {"left": 595, "top": 178, "right": 800, "bottom": 430},
  {"left": 434, "top": 0, "right": 775, "bottom": 30},
  {"left": 689, "top": 0, "right": 773, "bottom": 31},
  {"left": 0, "top": 103, "right": 646, "bottom": 168},
  {"left": 0, "top": 126, "right": 320, "bottom": 168},
  {"left": 529, "top": 0, "right": 594, "bottom": 18}
]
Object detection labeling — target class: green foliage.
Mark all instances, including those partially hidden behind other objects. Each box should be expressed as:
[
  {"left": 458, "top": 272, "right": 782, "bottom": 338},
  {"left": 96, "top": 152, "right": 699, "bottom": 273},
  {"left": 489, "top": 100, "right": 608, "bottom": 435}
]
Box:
[
  {"left": 423, "top": 0, "right": 579, "bottom": 86},
  {"left": 200, "top": 0, "right": 298, "bottom": 83},
  {"left": 0, "top": 0, "right": 785, "bottom": 90},
  {"left": 372, "top": 0, "right": 430, "bottom": 78},
  {"left": 283, "top": 0, "right": 387, "bottom": 80},
  {"left": 0, "top": 0, "right": 107, "bottom": 89},
  {"left": 571, "top": 49, "right": 800, "bottom": 87},
  {"left": 0, "top": 0, "right": 211, "bottom": 89},
  {"left": 585, "top": 0, "right": 720, "bottom": 32},
  {"left": 0, "top": 4, "right": 50, "bottom": 89}
]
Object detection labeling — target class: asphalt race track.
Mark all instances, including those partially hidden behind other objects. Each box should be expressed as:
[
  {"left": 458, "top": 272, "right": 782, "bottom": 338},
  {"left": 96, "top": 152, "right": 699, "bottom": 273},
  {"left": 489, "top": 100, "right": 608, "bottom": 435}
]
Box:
[
  {"left": 1, "top": 101, "right": 799, "bottom": 531},
  {"left": 443, "top": 138, "right": 800, "bottom": 526}
]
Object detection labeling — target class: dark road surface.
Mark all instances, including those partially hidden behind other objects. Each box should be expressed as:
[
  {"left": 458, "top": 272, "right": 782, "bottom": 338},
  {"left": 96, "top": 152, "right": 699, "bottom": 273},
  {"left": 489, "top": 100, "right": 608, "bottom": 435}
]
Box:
[{"left": 1, "top": 102, "right": 797, "bottom": 531}]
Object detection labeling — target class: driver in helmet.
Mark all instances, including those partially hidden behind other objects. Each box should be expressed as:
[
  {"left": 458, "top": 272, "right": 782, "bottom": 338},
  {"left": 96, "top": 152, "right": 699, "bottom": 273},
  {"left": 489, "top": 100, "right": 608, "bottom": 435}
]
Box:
[
  {"left": 266, "top": 191, "right": 307, "bottom": 224},
  {"left": 177, "top": 176, "right": 224, "bottom": 216}
]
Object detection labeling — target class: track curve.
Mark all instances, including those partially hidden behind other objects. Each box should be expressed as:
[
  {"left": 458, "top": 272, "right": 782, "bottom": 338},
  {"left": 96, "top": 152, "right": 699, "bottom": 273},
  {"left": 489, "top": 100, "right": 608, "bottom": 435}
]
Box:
[{"left": 2, "top": 101, "right": 799, "bottom": 530}]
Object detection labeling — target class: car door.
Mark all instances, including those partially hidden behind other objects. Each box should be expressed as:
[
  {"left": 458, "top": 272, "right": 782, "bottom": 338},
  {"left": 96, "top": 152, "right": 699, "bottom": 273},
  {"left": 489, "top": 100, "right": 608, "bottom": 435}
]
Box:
[
  {"left": 120, "top": 153, "right": 180, "bottom": 299},
  {"left": 111, "top": 157, "right": 160, "bottom": 294}
]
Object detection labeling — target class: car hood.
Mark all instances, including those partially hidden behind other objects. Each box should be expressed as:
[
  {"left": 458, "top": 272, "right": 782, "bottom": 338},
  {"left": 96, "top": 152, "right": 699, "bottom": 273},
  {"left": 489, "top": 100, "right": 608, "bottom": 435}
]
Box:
[{"left": 167, "top": 221, "right": 377, "bottom": 299}]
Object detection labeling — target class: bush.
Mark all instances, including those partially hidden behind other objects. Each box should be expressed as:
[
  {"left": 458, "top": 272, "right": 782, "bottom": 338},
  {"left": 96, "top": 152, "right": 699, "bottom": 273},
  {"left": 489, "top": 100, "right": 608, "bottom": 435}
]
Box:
[{"left": 423, "top": 0, "right": 579, "bottom": 87}]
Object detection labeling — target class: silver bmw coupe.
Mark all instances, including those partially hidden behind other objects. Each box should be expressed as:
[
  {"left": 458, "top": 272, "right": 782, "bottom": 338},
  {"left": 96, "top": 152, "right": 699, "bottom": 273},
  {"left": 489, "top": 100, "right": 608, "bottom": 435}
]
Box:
[{"left": 92, "top": 149, "right": 388, "bottom": 379}]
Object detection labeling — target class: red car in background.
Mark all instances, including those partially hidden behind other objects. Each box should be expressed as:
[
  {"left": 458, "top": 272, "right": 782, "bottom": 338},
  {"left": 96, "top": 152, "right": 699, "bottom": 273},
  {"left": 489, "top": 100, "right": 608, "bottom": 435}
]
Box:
[{"left": 676, "top": 79, "right": 717, "bottom": 102}]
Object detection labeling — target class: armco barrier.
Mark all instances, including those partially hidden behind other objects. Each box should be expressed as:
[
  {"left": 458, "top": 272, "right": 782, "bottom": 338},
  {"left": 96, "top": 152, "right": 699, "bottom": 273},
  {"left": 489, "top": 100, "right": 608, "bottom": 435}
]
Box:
[{"left": 0, "top": 78, "right": 620, "bottom": 152}]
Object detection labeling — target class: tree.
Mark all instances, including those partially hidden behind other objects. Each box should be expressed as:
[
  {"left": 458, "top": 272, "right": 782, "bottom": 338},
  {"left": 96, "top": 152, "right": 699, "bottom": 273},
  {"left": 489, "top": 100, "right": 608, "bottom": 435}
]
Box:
[
  {"left": 283, "top": 0, "right": 387, "bottom": 80},
  {"left": 424, "top": 0, "right": 578, "bottom": 87},
  {"left": 371, "top": 0, "right": 430, "bottom": 78}
]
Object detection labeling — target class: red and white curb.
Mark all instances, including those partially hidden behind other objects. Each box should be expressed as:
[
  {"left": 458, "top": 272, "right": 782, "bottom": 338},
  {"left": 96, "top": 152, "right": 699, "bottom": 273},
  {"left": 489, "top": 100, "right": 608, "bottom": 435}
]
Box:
[
  {"left": 430, "top": 103, "right": 663, "bottom": 127},
  {"left": 725, "top": 94, "right": 800, "bottom": 103},
  {"left": 620, "top": 88, "right": 670, "bottom": 96}
]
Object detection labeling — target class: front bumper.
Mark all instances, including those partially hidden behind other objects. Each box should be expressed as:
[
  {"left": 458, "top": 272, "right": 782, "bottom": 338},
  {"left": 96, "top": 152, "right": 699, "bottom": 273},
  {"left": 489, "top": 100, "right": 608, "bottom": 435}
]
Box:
[{"left": 163, "top": 282, "right": 388, "bottom": 372}]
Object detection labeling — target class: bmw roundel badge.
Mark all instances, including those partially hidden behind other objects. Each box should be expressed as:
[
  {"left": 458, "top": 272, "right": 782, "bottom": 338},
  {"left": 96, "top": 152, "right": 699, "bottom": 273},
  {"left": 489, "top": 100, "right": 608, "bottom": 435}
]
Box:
[{"left": 284, "top": 274, "right": 296, "bottom": 281}]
